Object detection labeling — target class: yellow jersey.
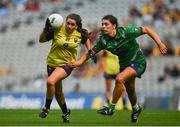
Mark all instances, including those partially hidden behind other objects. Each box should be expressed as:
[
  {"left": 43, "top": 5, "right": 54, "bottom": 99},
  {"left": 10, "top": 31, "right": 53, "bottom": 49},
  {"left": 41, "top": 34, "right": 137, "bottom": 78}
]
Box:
[
  {"left": 46, "top": 24, "right": 82, "bottom": 67},
  {"left": 104, "top": 50, "right": 120, "bottom": 75}
]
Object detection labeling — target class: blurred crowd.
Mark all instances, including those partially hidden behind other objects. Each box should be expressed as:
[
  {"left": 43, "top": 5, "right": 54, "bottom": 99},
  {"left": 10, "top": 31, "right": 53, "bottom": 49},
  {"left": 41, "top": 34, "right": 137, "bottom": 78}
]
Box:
[
  {"left": 158, "top": 63, "right": 180, "bottom": 83},
  {"left": 0, "top": 0, "right": 64, "bottom": 16},
  {"left": 125, "top": 0, "right": 180, "bottom": 56}
]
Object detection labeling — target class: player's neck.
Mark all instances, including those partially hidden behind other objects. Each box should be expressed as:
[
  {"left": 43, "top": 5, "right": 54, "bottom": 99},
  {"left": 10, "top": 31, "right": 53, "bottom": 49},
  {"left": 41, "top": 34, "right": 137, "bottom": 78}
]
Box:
[{"left": 109, "top": 29, "right": 116, "bottom": 38}]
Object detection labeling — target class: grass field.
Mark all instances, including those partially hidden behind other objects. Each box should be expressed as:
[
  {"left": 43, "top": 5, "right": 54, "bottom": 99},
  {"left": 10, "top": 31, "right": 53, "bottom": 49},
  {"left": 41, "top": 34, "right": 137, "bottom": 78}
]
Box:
[{"left": 0, "top": 109, "right": 180, "bottom": 126}]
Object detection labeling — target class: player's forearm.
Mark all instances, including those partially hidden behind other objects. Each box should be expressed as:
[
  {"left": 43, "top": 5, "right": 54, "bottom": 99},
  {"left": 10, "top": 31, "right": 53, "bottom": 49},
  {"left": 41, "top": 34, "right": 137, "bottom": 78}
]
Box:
[
  {"left": 85, "top": 39, "right": 91, "bottom": 50},
  {"left": 79, "top": 52, "right": 89, "bottom": 65},
  {"left": 142, "top": 27, "right": 162, "bottom": 47}
]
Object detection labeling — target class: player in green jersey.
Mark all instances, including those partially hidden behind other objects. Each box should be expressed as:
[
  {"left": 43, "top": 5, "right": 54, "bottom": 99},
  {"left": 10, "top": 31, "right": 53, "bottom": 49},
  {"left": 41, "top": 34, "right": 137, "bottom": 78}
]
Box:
[
  {"left": 39, "top": 13, "right": 91, "bottom": 123},
  {"left": 68, "top": 15, "right": 167, "bottom": 123}
]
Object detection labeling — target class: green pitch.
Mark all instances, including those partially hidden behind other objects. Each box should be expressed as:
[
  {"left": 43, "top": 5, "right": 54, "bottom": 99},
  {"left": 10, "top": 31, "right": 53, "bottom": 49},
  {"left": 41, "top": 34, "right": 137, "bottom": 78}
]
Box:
[{"left": 0, "top": 109, "right": 180, "bottom": 126}]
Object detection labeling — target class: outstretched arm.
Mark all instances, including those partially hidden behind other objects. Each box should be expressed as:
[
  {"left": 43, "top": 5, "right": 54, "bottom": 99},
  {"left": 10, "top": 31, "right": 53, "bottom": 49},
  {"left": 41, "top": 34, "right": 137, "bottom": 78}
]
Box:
[
  {"left": 85, "top": 39, "right": 97, "bottom": 63},
  {"left": 85, "top": 39, "right": 91, "bottom": 50},
  {"left": 69, "top": 36, "right": 97, "bottom": 68},
  {"left": 142, "top": 27, "right": 168, "bottom": 55},
  {"left": 68, "top": 52, "right": 89, "bottom": 68}
]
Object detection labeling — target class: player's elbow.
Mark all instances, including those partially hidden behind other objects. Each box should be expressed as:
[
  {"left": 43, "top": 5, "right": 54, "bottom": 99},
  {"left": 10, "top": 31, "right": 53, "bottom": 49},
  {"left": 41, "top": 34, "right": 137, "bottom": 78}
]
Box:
[
  {"left": 39, "top": 38, "right": 43, "bottom": 43},
  {"left": 39, "top": 33, "right": 47, "bottom": 43},
  {"left": 39, "top": 38, "right": 45, "bottom": 43},
  {"left": 39, "top": 38, "right": 46, "bottom": 43},
  {"left": 142, "top": 26, "right": 153, "bottom": 34}
]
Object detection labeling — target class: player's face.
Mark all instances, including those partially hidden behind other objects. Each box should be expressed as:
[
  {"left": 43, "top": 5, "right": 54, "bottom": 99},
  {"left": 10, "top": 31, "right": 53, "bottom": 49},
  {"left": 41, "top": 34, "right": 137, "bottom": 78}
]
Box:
[
  {"left": 65, "top": 18, "right": 77, "bottom": 33},
  {"left": 101, "top": 19, "right": 116, "bottom": 35}
]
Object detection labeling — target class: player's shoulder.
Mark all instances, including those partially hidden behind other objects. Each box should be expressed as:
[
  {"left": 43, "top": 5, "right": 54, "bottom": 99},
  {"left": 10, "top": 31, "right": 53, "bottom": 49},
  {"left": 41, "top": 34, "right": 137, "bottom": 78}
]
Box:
[
  {"left": 97, "top": 34, "right": 107, "bottom": 45},
  {"left": 55, "top": 24, "right": 66, "bottom": 33},
  {"left": 71, "top": 29, "right": 81, "bottom": 38},
  {"left": 99, "top": 32, "right": 109, "bottom": 41},
  {"left": 117, "top": 26, "right": 133, "bottom": 37},
  {"left": 117, "top": 26, "right": 126, "bottom": 33}
]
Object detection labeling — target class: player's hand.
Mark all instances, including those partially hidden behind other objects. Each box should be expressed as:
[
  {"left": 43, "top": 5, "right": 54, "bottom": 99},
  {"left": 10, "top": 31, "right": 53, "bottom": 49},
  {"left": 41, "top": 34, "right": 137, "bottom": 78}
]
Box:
[
  {"left": 68, "top": 60, "right": 81, "bottom": 68},
  {"left": 88, "top": 49, "right": 97, "bottom": 63},
  {"left": 44, "top": 18, "right": 51, "bottom": 31},
  {"left": 159, "top": 43, "right": 168, "bottom": 55},
  {"left": 44, "top": 18, "right": 51, "bottom": 32},
  {"left": 88, "top": 49, "right": 94, "bottom": 58},
  {"left": 43, "top": 18, "right": 54, "bottom": 41}
]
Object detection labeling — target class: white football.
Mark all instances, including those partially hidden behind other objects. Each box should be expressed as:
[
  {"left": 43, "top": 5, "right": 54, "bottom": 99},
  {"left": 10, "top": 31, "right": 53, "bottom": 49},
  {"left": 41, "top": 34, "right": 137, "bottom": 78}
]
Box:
[{"left": 48, "top": 13, "right": 64, "bottom": 28}]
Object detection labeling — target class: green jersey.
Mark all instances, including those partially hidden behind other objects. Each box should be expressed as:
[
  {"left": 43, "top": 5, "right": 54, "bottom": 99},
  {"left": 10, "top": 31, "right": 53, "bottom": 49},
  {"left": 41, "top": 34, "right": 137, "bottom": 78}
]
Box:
[{"left": 93, "top": 26, "right": 146, "bottom": 68}]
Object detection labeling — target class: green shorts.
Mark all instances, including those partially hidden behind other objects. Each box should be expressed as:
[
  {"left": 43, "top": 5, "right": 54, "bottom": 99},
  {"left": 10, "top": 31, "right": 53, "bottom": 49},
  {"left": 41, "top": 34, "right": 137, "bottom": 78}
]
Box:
[{"left": 120, "top": 61, "right": 146, "bottom": 78}]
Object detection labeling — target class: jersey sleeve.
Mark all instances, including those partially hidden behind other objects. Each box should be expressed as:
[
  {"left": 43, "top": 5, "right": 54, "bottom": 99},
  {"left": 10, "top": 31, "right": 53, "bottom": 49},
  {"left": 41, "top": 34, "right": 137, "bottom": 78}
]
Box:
[
  {"left": 123, "top": 26, "right": 142, "bottom": 39},
  {"left": 92, "top": 38, "right": 104, "bottom": 53}
]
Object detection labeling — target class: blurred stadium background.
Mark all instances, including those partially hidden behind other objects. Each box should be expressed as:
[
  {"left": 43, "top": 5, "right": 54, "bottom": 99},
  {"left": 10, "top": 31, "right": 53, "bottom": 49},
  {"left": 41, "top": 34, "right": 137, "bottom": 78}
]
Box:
[{"left": 0, "top": 0, "right": 179, "bottom": 111}]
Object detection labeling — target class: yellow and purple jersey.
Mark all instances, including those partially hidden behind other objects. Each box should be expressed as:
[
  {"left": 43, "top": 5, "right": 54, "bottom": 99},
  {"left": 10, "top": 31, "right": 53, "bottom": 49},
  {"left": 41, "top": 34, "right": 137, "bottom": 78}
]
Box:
[{"left": 46, "top": 24, "right": 82, "bottom": 67}]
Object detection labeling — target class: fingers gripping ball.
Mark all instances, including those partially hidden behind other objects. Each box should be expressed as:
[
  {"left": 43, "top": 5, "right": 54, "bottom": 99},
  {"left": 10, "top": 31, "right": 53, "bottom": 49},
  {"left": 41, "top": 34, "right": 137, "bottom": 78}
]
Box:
[{"left": 48, "top": 13, "right": 64, "bottom": 28}]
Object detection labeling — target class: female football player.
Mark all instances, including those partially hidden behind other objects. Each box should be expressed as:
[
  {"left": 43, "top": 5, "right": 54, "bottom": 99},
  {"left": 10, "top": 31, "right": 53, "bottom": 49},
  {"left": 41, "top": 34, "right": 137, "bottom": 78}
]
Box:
[
  {"left": 39, "top": 13, "right": 91, "bottom": 123},
  {"left": 68, "top": 15, "right": 168, "bottom": 123}
]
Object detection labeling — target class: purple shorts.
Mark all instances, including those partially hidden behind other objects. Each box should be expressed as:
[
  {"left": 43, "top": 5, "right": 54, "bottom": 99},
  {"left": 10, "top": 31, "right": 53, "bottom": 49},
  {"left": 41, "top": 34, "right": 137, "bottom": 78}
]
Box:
[
  {"left": 103, "top": 72, "right": 118, "bottom": 79},
  {"left": 47, "top": 65, "right": 73, "bottom": 76}
]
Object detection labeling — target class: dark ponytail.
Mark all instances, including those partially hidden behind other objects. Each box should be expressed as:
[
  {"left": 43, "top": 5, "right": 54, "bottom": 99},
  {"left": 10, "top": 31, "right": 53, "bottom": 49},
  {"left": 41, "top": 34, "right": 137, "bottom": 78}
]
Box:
[
  {"left": 79, "top": 28, "right": 89, "bottom": 44},
  {"left": 66, "top": 13, "right": 88, "bottom": 44}
]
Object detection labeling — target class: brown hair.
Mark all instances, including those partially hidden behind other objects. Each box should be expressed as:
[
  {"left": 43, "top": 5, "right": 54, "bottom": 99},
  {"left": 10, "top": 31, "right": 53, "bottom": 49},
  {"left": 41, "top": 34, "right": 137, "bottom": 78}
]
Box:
[
  {"left": 102, "top": 15, "right": 118, "bottom": 28},
  {"left": 66, "top": 13, "right": 88, "bottom": 44}
]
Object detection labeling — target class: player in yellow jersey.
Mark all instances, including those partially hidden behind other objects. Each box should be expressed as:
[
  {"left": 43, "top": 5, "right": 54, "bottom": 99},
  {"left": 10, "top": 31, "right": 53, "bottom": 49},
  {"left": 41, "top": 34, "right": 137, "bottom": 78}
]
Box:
[
  {"left": 101, "top": 50, "right": 127, "bottom": 109},
  {"left": 39, "top": 13, "right": 91, "bottom": 123}
]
